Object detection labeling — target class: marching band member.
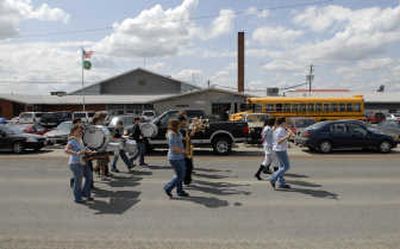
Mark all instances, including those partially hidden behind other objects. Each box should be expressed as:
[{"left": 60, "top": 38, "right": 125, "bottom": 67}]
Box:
[
  {"left": 91, "top": 112, "right": 111, "bottom": 180},
  {"left": 111, "top": 120, "right": 133, "bottom": 172},
  {"left": 178, "top": 114, "right": 196, "bottom": 186},
  {"left": 164, "top": 119, "right": 189, "bottom": 198},
  {"left": 269, "top": 118, "right": 295, "bottom": 189},
  {"left": 127, "top": 117, "right": 148, "bottom": 167},
  {"left": 64, "top": 125, "right": 94, "bottom": 203},
  {"left": 254, "top": 118, "right": 276, "bottom": 180}
]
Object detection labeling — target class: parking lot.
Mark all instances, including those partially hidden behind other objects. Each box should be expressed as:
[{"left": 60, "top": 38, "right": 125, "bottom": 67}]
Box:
[{"left": 0, "top": 146, "right": 400, "bottom": 249}]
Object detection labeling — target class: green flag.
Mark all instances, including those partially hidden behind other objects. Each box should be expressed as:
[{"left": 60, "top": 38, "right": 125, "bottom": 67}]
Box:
[{"left": 83, "top": 60, "right": 92, "bottom": 70}]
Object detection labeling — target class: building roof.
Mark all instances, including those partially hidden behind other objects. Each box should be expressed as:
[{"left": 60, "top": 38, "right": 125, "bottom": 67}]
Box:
[
  {"left": 0, "top": 94, "right": 175, "bottom": 105},
  {"left": 69, "top": 68, "right": 201, "bottom": 95},
  {"left": 152, "top": 87, "right": 252, "bottom": 103}
]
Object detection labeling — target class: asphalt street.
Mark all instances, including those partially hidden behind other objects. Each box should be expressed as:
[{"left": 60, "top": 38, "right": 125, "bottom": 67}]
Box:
[{"left": 0, "top": 148, "right": 400, "bottom": 249}]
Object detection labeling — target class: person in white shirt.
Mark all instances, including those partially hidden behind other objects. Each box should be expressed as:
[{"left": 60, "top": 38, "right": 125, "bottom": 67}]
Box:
[
  {"left": 269, "top": 118, "right": 294, "bottom": 189},
  {"left": 254, "top": 118, "right": 276, "bottom": 180}
]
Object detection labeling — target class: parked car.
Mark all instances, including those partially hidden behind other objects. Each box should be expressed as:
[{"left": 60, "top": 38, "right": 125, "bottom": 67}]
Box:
[
  {"left": 373, "top": 120, "right": 400, "bottom": 142},
  {"left": 108, "top": 114, "right": 138, "bottom": 130},
  {"left": 44, "top": 121, "right": 73, "bottom": 145},
  {"left": 18, "top": 112, "right": 43, "bottom": 124},
  {"left": 297, "top": 120, "right": 397, "bottom": 153},
  {"left": 40, "top": 112, "right": 72, "bottom": 128},
  {"left": 386, "top": 113, "right": 400, "bottom": 122},
  {"left": 10, "top": 123, "right": 50, "bottom": 135},
  {"left": 0, "top": 125, "right": 46, "bottom": 153},
  {"left": 365, "top": 111, "right": 386, "bottom": 124},
  {"left": 141, "top": 110, "right": 157, "bottom": 122},
  {"left": 0, "top": 117, "right": 6, "bottom": 124},
  {"left": 72, "top": 111, "right": 95, "bottom": 123},
  {"left": 142, "top": 109, "right": 249, "bottom": 155}
]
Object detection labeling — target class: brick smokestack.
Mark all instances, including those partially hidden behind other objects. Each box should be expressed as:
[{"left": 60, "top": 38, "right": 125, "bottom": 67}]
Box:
[{"left": 237, "top": 31, "right": 245, "bottom": 93}]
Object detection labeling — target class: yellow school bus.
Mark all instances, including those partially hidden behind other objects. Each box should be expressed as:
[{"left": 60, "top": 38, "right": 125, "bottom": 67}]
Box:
[{"left": 245, "top": 95, "right": 365, "bottom": 121}]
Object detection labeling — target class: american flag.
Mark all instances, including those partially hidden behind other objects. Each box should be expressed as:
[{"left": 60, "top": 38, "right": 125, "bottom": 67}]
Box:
[{"left": 82, "top": 49, "right": 94, "bottom": 59}]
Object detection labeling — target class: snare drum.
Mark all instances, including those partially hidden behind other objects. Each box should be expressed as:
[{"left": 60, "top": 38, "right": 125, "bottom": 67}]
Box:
[{"left": 82, "top": 125, "right": 111, "bottom": 152}]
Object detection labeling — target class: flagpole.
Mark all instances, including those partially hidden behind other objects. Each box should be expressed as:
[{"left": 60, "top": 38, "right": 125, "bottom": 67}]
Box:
[{"left": 81, "top": 48, "right": 86, "bottom": 112}]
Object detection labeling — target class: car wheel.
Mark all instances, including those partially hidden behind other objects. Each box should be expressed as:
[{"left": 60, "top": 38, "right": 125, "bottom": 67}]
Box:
[
  {"left": 13, "top": 142, "right": 23, "bottom": 154},
  {"left": 378, "top": 141, "right": 392, "bottom": 153},
  {"left": 212, "top": 137, "right": 232, "bottom": 155},
  {"left": 319, "top": 140, "right": 332, "bottom": 153}
]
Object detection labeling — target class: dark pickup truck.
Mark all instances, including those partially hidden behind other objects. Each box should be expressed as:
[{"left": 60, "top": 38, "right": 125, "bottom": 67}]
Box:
[{"left": 147, "top": 110, "right": 249, "bottom": 155}]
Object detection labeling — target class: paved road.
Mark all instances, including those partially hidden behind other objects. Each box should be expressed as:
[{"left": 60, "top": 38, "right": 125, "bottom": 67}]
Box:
[{"left": 0, "top": 150, "right": 399, "bottom": 249}]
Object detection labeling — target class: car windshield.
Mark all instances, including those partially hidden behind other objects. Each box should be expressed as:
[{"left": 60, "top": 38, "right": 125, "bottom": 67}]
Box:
[
  {"left": 308, "top": 121, "right": 328, "bottom": 130},
  {"left": 20, "top": 113, "right": 32, "bottom": 119},
  {"left": 57, "top": 122, "right": 72, "bottom": 131},
  {"left": 294, "top": 119, "right": 316, "bottom": 128}
]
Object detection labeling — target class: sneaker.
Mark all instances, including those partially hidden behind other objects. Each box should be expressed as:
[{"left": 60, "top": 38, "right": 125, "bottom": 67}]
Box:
[
  {"left": 177, "top": 191, "right": 190, "bottom": 197},
  {"left": 164, "top": 189, "right": 173, "bottom": 199},
  {"left": 86, "top": 197, "right": 94, "bottom": 201},
  {"left": 278, "top": 184, "right": 291, "bottom": 189},
  {"left": 111, "top": 168, "right": 120, "bottom": 173}
]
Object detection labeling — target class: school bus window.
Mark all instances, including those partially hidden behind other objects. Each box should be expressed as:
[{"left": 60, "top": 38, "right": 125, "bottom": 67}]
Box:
[
  {"left": 276, "top": 104, "right": 282, "bottom": 112},
  {"left": 339, "top": 103, "right": 346, "bottom": 112},
  {"left": 283, "top": 104, "right": 291, "bottom": 112},
  {"left": 292, "top": 104, "right": 299, "bottom": 112},
  {"left": 307, "top": 104, "right": 314, "bottom": 112},
  {"left": 316, "top": 103, "right": 322, "bottom": 112},
  {"left": 299, "top": 104, "right": 306, "bottom": 112},
  {"left": 254, "top": 104, "right": 262, "bottom": 113},
  {"left": 323, "top": 103, "right": 330, "bottom": 112},
  {"left": 331, "top": 103, "right": 338, "bottom": 112},
  {"left": 265, "top": 104, "right": 274, "bottom": 112},
  {"left": 354, "top": 103, "right": 361, "bottom": 112},
  {"left": 346, "top": 103, "right": 353, "bottom": 112}
]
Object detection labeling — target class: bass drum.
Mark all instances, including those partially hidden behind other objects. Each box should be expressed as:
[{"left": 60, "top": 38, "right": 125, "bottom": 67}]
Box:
[
  {"left": 82, "top": 125, "right": 111, "bottom": 152},
  {"left": 140, "top": 123, "right": 158, "bottom": 138}
]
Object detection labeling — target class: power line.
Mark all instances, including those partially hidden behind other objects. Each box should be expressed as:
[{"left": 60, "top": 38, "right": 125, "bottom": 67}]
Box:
[{"left": 10, "top": 0, "right": 332, "bottom": 40}]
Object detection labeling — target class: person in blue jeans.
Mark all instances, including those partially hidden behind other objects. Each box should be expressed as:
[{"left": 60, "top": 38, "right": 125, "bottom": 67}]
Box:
[
  {"left": 64, "top": 125, "right": 94, "bottom": 203},
  {"left": 269, "top": 118, "right": 295, "bottom": 190},
  {"left": 164, "top": 119, "right": 189, "bottom": 198}
]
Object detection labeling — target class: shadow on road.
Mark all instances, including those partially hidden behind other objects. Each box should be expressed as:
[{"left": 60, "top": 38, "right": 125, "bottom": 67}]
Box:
[
  {"left": 286, "top": 179, "right": 322, "bottom": 188},
  {"left": 189, "top": 180, "right": 251, "bottom": 196},
  {"left": 277, "top": 187, "right": 339, "bottom": 200},
  {"left": 88, "top": 175, "right": 142, "bottom": 214},
  {"left": 194, "top": 167, "right": 232, "bottom": 173},
  {"left": 177, "top": 195, "right": 229, "bottom": 208},
  {"left": 148, "top": 149, "right": 262, "bottom": 157},
  {"left": 193, "top": 172, "right": 231, "bottom": 180}
]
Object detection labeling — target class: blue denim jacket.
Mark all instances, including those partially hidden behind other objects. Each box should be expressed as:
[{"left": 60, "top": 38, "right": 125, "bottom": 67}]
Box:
[{"left": 167, "top": 131, "right": 184, "bottom": 160}]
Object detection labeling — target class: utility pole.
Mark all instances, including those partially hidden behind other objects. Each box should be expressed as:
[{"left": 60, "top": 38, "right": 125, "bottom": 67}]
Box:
[{"left": 306, "top": 64, "right": 314, "bottom": 95}]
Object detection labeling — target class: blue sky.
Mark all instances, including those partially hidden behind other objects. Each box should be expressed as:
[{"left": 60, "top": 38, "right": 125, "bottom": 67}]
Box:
[{"left": 0, "top": 0, "right": 399, "bottom": 94}]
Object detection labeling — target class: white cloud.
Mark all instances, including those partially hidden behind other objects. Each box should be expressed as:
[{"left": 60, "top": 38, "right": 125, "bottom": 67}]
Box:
[
  {"left": 173, "top": 68, "right": 203, "bottom": 84},
  {"left": 293, "top": 5, "right": 350, "bottom": 32},
  {"left": 293, "top": 4, "right": 400, "bottom": 61},
  {"left": 252, "top": 26, "right": 303, "bottom": 45},
  {"left": 262, "top": 60, "right": 305, "bottom": 72},
  {"left": 0, "top": 0, "right": 70, "bottom": 38},
  {"left": 245, "top": 7, "right": 270, "bottom": 18},
  {"left": 96, "top": 1, "right": 235, "bottom": 57}
]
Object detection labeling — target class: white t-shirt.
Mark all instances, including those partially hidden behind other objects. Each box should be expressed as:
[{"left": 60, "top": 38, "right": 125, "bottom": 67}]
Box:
[
  {"left": 261, "top": 126, "right": 274, "bottom": 147},
  {"left": 273, "top": 127, "right": 288, "bottom": 152}
]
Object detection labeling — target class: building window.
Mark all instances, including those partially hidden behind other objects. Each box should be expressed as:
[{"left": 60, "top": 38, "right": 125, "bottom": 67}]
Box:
[{"left": 212, "top": 103, "right": 231, "bottom": 115}]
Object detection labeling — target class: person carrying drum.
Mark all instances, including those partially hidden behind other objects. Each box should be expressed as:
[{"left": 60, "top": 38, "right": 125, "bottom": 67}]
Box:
[
  {"left": 111, "top": 120, "right": 134, "bottom": 172},
  {"left": 91, "top": 112, "right": 111, "bottom": 180},
  {"left": 127, "top": 117, "right": 148, "bottom": 167}
]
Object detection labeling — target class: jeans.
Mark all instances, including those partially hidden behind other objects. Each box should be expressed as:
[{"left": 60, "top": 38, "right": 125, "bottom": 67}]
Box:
[
  {"left": 184, "top": 158, "right": 193, "bottom": 185},
  {"left": 112, "top": 149, "right": 132, "bottom": 170},
  {"left": 69, "top": 163, "right": 83, "bottom": 202},
  {"left": 131, "top": 141, "right": 146, "bottom": 165},
  {"left": 164, "top": 159, "right": 186, "bottom": 194},
  {"left": 82, "top": 164, "right": 93, "bottom": 198},
  {"left": 270, "top": 150, "right": 290, "bottom": 186}
]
